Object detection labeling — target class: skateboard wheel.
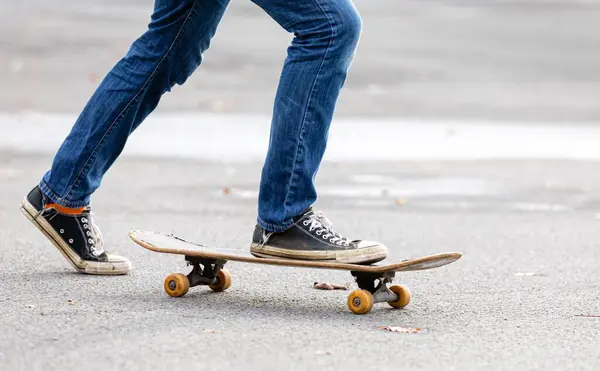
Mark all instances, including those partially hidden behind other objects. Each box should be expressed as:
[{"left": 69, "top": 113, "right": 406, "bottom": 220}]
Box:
[
  {"left": 347, "top": 289, "right": 374, "bottom": 315},
  {"left": 387, "top": 284, "right": 412, "bottom": 309},
  {"left": 209, "top": 269, "right": 232, "bottom": 292},
  {"left": 164, "top": 273, "right": 190, "bottom": 297}
]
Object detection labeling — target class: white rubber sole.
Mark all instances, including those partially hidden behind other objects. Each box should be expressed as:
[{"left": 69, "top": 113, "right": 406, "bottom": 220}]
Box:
[
  {"left": 250, "top": 243, "right": 388, "bottom": 264},
  {"left": 20, "top": 199, "right": 132, "bottom": 275}
]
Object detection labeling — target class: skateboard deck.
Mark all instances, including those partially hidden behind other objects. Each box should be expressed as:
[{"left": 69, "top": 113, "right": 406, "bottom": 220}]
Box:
[{"left": 130, "top": 230, "right": 462, "bottom": 314}]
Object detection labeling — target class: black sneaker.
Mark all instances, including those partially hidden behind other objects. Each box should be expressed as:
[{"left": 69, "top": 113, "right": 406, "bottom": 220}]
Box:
[
  {"left": 250, "top": 208, "right": 388, "bottom": 264},
  {"left": 20, "top": 186, "right": 132, "bottom": 275}
]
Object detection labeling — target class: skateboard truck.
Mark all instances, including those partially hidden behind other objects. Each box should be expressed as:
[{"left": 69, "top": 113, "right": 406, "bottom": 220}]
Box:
[
  {"left": 352, "top": 271, "right": 398, "bottom": 302},
  {"left": 162, "top": 256, "right": 233, "bottom": 297},
  {"left": 183, "top": 256, "right": 228, "bottom": 286},
  {"left": 347, "top": 270, "right": 412, "bottom": 314}
]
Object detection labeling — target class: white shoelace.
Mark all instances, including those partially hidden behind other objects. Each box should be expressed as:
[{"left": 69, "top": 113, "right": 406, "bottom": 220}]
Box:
[
  {"left": 81, "top": 212, "right": 105, "bottom": 256},
  {"left": 303, "top": 211, "right": 352, "bottom": 247},
  {"left": 39, "top": 202, "right": 106, "bottom": 256}
]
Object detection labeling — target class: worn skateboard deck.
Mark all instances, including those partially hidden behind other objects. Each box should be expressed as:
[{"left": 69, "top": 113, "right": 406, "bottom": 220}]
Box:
[
  {"left": 130, "top": 230, "right": 462, "bottom": 314},
  {"left": 130, "top": 230, "right": 461, "bottom": 272}
]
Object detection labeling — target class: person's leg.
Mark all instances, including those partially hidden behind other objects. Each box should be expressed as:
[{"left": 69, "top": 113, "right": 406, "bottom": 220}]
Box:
[
  {"left": 21, "top": 0, "right": 230, "bottom": 274},
  {"left": 249, "top": 0, "right": 387, "bottom": 263},
  {"left": 254, "top": 0, "right": 361, "bottom": 231},
  {"left": 42, "top": 0, "right": 229, "bottom": 207}
]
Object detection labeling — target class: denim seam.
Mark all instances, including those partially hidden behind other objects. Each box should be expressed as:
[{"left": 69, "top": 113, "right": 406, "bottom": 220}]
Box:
[
  {"left": 38, "top": 180, "right": 85, "bottom": 208},
  {"left": 281, "top": 0, "right": 334, "bottom": 214},
  {"left": 257, "top": 215, "right": 294, "bottom": 233},
  {"left": 62, "top": 1, "right": 200, "bottom": 203}
]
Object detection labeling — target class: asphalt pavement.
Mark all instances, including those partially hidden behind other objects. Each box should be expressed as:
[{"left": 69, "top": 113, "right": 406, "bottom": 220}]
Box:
[{"left": 1, "top": 154, "right": 599, "bottom": 370}]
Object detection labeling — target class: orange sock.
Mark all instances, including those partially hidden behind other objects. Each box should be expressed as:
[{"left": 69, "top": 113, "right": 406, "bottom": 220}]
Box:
[{"left": 45, "top": 203, "right": 86, "bottom": 215}]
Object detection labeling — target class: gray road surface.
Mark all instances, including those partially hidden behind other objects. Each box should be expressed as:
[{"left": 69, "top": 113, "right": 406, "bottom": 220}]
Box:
[
  {"left": 1, "top": 154, "right": 599, "bottom": 370},
  {"left": 1, "top": 0, "right": 600, "bottom": 121}
]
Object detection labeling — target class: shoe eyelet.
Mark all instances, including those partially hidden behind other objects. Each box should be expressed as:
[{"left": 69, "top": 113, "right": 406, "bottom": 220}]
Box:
[
  {"left": 81, "top": 218, "right": 87, "bottom": 223},
  {"left": 88, "top": 239, "right": 94, "bottom": 244},
  {"left": 303, "top": 221, "right": 309, "bottom": 226},
  {"left": 60, "top": 229, "right": 64, "bottom": 234},
  {"left": 83, "top": 224, "right": 89, "bottom": 229},
  {"left": 68, "top": 239, "right": 74, "bottom": 244}
]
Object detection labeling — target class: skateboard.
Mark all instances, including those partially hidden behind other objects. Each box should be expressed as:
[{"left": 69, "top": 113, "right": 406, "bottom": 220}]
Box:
[{"left": 129, "top": 230, "right": 462, "bottom": 314}]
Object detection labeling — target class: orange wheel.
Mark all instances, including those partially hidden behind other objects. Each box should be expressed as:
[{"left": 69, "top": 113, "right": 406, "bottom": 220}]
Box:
[
  {"left": 209, "top": 269, "right": 232, "bottom": 292},
  {"left": 388, "top": 284, "right": 412, "bottom": 309},
  {"left": 164, "top": 273, "right": 190, "bottom": 297},
  {"left": 347, "top": 289, "right": 374, "bottom": 314}
]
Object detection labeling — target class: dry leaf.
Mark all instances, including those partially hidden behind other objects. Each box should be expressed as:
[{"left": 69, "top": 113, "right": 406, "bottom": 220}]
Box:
[
  {"left": 67, "top": 299, "right": 77, "bottom": 305},
  {"left": 203, "top": 329, "right": 217, "bottom": 333},
  {"left": 223, "top": 188, "right": 232, "bottom": 195},
  {"left": 313, "top": 282, "right": 349, "bottom": 290},
  {"left": 575, "top": 314, "right": 600, "bottom": 318},
  {"left": 378, "top": 326, "right": 423, "bottom": 334},
  {"left": 395, "top": 199, "right": 407, "bottom": 206},
  {"left": 25, "top": 304, "right": 35, "bottom": 309}
]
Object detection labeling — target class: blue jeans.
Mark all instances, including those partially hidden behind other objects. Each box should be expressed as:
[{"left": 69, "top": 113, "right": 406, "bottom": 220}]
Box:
[{"left": 40, "top": 0, "right": 361, "bottom": 232}]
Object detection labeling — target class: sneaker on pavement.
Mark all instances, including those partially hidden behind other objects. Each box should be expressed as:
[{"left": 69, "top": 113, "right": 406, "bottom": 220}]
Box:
[
  {"left": 20, "top": 186, "right": 132, "bottom": 275},
  {"left": 250, "top": 208, "right": 388, "bottom": 264}
]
